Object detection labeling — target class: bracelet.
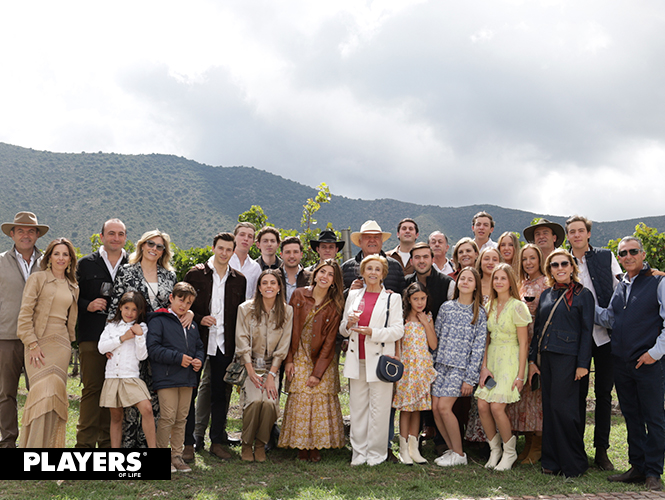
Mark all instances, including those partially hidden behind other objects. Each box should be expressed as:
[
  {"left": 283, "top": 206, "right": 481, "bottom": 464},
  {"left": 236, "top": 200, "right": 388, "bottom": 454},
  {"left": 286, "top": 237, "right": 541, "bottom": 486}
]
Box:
[
  {"left": 29, "top": 343, "right": 39, "bottom": 351},
  {"left": 267, "top": 371, "right": 277, "bottom": 378},
  {"left": 515, "top": 377, "right": 524, "bottom": 382}
]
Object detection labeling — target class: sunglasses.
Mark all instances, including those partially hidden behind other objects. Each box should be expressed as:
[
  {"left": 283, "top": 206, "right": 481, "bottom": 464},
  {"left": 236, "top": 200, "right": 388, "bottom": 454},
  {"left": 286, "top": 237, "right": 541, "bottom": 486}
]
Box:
[
  {"left": 145, "top": 240, "right": 165, "bottom": 252},
  {"left": 550, "top": 261, "right": 570, "bottom": 269},
  {"left": 618, "top": 248, "right": 640, "bottom": 257}
]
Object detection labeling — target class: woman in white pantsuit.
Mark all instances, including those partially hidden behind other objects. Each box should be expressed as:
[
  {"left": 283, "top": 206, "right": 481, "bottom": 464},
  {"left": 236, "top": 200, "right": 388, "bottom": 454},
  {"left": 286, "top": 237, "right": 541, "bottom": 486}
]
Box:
[{"left": 340, "top": 255, "right": 404, "bottom": 466}]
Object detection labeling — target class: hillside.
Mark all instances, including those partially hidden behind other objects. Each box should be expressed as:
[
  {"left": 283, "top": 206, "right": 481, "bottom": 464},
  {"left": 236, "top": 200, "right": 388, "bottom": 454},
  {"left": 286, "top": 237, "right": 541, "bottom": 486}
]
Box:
[{"left": 0, "top": 142, "right": 662, "bottom": 253}]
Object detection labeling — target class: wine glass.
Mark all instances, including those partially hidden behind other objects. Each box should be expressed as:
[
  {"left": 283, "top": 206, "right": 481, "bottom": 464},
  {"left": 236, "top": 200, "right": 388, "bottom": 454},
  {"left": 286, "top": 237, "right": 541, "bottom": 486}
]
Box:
[{"left": 98, "top": 282, "right": 113, "bottom": 314}]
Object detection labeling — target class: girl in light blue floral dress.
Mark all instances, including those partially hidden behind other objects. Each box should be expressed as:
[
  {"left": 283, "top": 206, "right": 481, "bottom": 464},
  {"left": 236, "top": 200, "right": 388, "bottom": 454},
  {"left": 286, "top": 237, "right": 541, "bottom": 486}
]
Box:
[
  {"left": 476, "top": 263, "right": 531, "bottom": 471},
  {"left": 431, "top": 267, "right": 487, "bottom": 467}
]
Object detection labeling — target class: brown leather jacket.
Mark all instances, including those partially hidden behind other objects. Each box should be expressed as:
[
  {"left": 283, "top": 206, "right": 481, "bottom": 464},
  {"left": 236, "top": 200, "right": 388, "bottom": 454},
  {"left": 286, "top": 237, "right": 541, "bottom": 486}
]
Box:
[{"left": 286, "top": 287, "right": 342, "bottom": 380}]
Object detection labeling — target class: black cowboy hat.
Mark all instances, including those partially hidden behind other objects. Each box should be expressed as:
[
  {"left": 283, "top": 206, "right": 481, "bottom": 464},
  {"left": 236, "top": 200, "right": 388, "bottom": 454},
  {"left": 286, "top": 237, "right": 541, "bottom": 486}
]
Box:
[{"left": 309, "top": 229, "right": 345, "bottom": 251}]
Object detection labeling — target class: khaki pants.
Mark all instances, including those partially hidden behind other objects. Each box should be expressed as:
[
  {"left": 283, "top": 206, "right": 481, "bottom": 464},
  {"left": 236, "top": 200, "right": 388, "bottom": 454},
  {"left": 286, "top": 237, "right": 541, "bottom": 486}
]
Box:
[
  {"left": 241, "top": 374, "right": 279, "bottom": 445},
  {"left": 75, "top": 341, "right": 111, "bottom": 448},
  {"left": 157, "top": 387, "right": 193, "bottom": 457},
  {"left": 0, "top": 340, "right": 24, "bottom": 448}
]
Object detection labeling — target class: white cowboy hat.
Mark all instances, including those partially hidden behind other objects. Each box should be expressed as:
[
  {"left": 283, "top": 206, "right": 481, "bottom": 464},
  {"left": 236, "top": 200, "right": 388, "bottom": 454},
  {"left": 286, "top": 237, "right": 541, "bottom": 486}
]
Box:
[{"left": 350, "top": 220, "right": 391, "bottom": 247}]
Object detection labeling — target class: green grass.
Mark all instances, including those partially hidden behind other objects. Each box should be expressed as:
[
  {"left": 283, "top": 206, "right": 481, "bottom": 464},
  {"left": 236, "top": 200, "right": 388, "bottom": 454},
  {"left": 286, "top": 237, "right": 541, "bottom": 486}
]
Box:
[{"left": 0, "top": 363, "right": 644, "bottom": 500}]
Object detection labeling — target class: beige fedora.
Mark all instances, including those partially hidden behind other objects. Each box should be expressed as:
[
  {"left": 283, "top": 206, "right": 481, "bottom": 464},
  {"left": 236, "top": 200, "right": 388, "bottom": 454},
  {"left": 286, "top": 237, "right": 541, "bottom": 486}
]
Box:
[
  {"left": 350, "top": 220, "right": 391, "bottom": 247},
  {"left": 1, "top": 212, "right": 49, "bottom": 237}
]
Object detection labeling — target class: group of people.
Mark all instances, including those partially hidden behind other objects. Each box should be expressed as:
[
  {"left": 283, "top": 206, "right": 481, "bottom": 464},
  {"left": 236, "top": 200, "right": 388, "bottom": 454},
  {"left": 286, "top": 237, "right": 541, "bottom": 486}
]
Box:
[{"left": 0, "top": 210, "right": 663, "bottom": 490}]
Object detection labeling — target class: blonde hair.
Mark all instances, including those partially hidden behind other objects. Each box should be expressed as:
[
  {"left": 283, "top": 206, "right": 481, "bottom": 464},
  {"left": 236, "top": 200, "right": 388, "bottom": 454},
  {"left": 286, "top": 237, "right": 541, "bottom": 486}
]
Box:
[
  {"left": 475, "top": 247, "right": 502, "bottom": 279},
  {"left": 517, "top": 244, "right": 544, "bottom": 285},
  {"left": 452, "top": 237, "right": 479, "bottom": 271},
  {"left": 488, "top": 263, "right": 521, "bottom": 308},
  {"left": 545, "top": 248, "right": 580, "bottom": 287},
  {"left": 130, "top": 229, "right": 174, "bottom": 271},
  {"left": 359, "top": 255, "right": 389, "bottom": 280}
]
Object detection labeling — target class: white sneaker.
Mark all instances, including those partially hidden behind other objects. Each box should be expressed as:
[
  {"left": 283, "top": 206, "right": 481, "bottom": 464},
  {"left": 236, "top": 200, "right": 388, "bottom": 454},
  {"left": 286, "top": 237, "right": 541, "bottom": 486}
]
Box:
[
  {"left": 436, "top": 451, "right": 467, "bottom": 467},
  {"left": 434, "top": 449, "right": 454, "bottom": 466}
]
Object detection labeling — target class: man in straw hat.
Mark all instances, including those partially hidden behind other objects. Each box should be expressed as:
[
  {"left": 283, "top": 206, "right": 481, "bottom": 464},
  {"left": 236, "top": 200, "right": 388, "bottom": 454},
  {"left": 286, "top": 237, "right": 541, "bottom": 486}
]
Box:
[
  {"left": 523, "top": 218, "right": 566, "bottom": 260},
  {"left": 306, "top": 229, "right": 345, "bottom": 272},
  {"left": 0, "top": 211, "right": 49, "bottom": 448},
  {"left": 341, "top": 220, "right": 405, "bottom": 295}
]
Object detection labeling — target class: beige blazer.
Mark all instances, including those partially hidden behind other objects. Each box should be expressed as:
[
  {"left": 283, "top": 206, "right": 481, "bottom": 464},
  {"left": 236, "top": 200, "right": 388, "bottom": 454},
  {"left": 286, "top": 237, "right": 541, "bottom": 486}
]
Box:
[
  {"left": 340, "top": 287, "right": 404, "bottom": 383},
  {"left": 17, "top": 270, "right": 79, "bottom": 346},
  {"left": 235, "top": 300, "right": 293, "bottom": 371}
]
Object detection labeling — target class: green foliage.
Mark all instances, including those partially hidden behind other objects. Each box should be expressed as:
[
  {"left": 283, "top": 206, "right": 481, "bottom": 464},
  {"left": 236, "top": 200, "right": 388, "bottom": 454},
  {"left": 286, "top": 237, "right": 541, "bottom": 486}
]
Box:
[
  {"left": 301, "top": 182, "right": 331, "bottom": 231},
  {"left": 606, "top": 223, "right": 665, "bottom": 271},
  {"left": 171, "top": 244, "right": 213, "bottom": 281}
]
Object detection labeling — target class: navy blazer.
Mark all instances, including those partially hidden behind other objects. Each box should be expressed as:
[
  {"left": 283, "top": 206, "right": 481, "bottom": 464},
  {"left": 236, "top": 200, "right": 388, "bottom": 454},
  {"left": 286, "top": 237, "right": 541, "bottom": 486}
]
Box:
[{"left": 530, "top": 285, "right": 594, "bottom": 369}]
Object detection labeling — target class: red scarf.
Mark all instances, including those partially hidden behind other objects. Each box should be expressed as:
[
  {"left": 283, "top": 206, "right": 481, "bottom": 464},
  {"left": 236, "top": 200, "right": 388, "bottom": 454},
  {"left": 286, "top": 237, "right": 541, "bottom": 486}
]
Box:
[{"left": 553, "top": 281, "right": 583, "bottom": 308}]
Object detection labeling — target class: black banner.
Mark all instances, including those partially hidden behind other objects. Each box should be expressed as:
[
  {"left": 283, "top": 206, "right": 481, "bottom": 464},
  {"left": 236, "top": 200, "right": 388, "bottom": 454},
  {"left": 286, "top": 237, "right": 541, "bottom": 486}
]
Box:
[{"left": 0, "top": 449, "right": 171, "bottom": 480}]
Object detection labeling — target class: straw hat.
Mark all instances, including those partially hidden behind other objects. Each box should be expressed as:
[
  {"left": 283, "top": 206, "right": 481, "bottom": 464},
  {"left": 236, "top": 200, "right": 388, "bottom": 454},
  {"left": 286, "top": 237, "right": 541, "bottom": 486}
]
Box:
[
  {"left": 1, "top": 212, "right": 49, "bottom": 237},
  {"left": 350, "top": 220, "right": 391, "bottom": 247}
]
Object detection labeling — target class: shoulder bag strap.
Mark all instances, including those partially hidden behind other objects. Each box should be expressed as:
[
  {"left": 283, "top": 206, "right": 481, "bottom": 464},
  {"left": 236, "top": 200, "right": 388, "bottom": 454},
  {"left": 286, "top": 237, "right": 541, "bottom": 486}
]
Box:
[{"left": 536, "top": 292, "right": 566, "bottom": 366}]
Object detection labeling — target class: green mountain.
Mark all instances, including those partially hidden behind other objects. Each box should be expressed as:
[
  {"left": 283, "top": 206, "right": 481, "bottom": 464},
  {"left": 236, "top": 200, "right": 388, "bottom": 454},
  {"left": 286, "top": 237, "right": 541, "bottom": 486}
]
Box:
[{"left": 1, "top": 142, "right": 662, "bottom": 253}]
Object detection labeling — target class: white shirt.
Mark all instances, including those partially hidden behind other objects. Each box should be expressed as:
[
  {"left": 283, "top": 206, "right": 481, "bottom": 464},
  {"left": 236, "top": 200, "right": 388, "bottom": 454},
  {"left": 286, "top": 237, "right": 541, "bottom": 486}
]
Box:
[
  {"left": 476, "top": 239, "right": 498, "bottom": 253},
  {"left": 207, "top": 256, "right": 229, "bottom": 356},
  {"left": 576, "top": 248, "right": 621, "bottom": 346},
  {"left": 98, "top": 320, "right": 148, "bottom": 379},
  {"left": 14, "top": 247, "right": 38, "bottom": 281},
  {"left": 99, "top": 246, "right": 127, "bottom": 281},
  {"left": 229, "top": 253, "right": 261, "bottom": 300},
  {"left": 433, "top": 260, "right": 455, "bottom": 276},
  {"left": 397, "top": 249, "right": 411, "bottom": 268}
]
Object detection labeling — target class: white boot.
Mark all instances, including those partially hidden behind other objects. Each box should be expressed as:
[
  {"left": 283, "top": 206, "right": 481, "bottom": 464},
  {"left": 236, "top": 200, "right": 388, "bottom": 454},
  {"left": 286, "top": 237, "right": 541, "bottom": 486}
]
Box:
[
  {"left": 494, "top": 435, "right": 518, "bottom": 471},
  {"left": 408, "top": 435, "right": 428, "bottom": 464},
  {"left": 485, "top": 433, "right": 502, "bottom": 469},
  {"left": 398, "top": 436, "right": 413, "bottom": 465}
]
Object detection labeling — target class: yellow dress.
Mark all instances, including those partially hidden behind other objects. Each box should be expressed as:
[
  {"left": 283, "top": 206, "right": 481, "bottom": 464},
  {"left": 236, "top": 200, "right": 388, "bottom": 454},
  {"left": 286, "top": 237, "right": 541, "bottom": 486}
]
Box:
[
  {"left": 393, "top": 318, "right": 436, "bottom": 411},
  {"left": 278, "top": 313, "right": 345, "bottom": 450},
  {"left": 475, "top": 297, "right": 531, "bottom": 404}
]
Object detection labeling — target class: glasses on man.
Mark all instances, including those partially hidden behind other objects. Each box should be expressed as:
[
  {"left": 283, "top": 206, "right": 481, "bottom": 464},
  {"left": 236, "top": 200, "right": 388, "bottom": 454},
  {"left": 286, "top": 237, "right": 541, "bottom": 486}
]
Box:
[
  {"left": 550, "top": 261, "right": 570, "bottom": 269},
  {"left": 618, "top": 248, "right": 640, "bottom": 257},
  {"left": 146, "top": 240, "right": 166, "bottom": 252}
]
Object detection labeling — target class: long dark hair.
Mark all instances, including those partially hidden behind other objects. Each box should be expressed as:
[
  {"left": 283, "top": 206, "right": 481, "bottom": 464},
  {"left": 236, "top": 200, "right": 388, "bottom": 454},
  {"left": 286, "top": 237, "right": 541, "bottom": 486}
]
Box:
[
  {"left": 110, "top": 291, "right": 147, "bottom": 324},
  {"left": 311, "top": 259, "right": 345, "bottom": 313},
  {"left": 402, "top": 281, "right": 429, "bottom": 321},
  {"left": 252, "top": 269, "right": 288, "bottom": 328},
  {"left": 452, "top": 266, "right": 483, "bottom": 325}
]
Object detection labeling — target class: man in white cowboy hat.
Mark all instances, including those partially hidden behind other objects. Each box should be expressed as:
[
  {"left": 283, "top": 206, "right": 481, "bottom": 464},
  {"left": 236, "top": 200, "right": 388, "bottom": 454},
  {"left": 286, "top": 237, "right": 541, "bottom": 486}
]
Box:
[
  {"left": 306, "top": 229, "right": 345, "bottom": 272},
  {"left": 0, "top": 211, "right": 49, "bottom": 448},
  {"left": 523, "top": 218, "right": 566, "bottom": 260},
  {"left": 341, "top": 220, "right": 406, "bottom": 295}
]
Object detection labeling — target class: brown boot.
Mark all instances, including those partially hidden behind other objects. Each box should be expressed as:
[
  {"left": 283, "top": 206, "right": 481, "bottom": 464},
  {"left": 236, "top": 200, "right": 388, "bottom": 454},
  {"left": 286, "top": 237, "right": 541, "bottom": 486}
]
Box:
[
  {"left": 521, "top": 434, "right": 542, "bottom": 465},
  {"left": 241, "top": 443, "right": 254, "bottom": 462},
  {"left": 298, "top": 449, "right": 309, "bottom": 461},
  {"left": 516, "top": 433, "right": 533, "bottom": 462},
  {"left": 210, "top": 443, "right": 232, "bottom": 460},
  {"left": 182, "top": 445, "right": 195, "bottom": 463},
  {"left": 254, "top": 440, "right": 267, "bottom": 462}
]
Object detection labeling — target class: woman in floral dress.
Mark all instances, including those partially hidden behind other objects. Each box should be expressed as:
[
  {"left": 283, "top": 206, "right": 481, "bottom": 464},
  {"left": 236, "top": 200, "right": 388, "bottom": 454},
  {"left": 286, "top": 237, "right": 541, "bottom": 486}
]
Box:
[
  {"left": 279, "top": 260, "right": 346, "bottom": 462},
  {"left": 393, "top": 282, "right": 437, "bottom": 465},
  {"left": 508, "top": 244, "right": 547, "bottom": 464}
]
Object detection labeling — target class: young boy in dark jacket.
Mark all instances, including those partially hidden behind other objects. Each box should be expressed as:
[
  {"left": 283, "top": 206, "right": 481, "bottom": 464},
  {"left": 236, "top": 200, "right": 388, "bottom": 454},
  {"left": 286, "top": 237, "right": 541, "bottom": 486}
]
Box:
[{"left": 147, "top": 282, "right": 204, "bottom": 473}]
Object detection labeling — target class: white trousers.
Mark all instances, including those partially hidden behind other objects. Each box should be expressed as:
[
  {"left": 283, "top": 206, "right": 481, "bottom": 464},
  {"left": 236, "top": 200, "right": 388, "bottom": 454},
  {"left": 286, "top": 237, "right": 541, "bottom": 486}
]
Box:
[{"left": 348, "top": 360, "right": 394, "bottom": 466}]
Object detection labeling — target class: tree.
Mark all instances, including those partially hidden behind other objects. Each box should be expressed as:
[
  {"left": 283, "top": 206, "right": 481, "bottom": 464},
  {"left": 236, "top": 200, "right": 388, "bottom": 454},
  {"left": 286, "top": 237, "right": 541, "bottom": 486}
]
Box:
[{"left": 606, "top": 223, "right": 665, "bottom": 271}]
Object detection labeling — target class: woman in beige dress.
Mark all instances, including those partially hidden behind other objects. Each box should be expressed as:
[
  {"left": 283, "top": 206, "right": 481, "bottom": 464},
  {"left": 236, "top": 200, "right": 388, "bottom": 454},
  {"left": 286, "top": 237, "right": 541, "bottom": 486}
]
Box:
[
  {"left": 17, "top": 238, "right": 79, "bottom": 448},
  {"left": 236, "top": 269, "right": 293, "bottom": 462}
]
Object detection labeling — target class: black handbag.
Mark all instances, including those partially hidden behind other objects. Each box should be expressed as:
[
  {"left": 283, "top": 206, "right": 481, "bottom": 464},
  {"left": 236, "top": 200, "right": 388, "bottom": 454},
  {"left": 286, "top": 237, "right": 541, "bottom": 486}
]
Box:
[{"left": 375, "top": 294, "right": 404, "bottom": 383}]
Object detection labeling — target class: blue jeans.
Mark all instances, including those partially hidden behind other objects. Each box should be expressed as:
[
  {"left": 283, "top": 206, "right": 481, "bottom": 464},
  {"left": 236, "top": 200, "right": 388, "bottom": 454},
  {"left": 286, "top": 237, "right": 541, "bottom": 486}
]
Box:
[{"left": 613, "top": 356, "right": 665, "bottom": 478}]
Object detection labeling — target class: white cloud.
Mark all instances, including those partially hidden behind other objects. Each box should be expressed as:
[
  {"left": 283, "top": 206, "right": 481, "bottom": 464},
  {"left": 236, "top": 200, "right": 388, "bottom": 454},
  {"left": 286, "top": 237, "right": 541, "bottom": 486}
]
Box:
[{"left": 0, "top": 0, "right": 663, "bottom": 222}]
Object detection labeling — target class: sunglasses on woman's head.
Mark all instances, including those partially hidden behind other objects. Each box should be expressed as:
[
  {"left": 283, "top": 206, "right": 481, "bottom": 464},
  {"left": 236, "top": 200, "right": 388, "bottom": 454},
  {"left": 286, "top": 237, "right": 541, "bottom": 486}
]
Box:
[
  {"left": 618, "top": 249, "right": 640, "bottom": 257},
  {"left": 145, "top": 240, "right": 165, "bottom": 251},
  {"left": 550, "top": 261, "right": 570, "bottom": 269}
]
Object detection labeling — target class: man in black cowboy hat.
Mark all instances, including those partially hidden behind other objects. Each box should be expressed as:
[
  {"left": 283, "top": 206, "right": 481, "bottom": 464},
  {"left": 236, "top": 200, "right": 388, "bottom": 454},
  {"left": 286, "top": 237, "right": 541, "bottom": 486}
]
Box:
[
  {"left": 306, "top": 229, "right": 345, "bottom": 272},
  {"left": 523, "top": 218, "right": 565, "bottom": 260},
  {"left": 0, "top": 211, "right": 49, "bottom": 448}
]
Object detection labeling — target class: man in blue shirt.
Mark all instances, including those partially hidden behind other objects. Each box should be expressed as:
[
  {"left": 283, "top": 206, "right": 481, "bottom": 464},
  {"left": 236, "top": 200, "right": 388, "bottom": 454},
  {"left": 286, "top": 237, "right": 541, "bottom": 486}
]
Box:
[{"left": 596, "top": 236, "right": 665, "bottom": 491}]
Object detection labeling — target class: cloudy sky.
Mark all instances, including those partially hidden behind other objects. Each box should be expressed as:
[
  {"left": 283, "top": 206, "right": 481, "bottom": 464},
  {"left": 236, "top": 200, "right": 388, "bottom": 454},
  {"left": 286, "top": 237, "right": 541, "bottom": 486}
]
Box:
[{"left": 1, "top": 0, "right": 664, "bottom": 221}]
